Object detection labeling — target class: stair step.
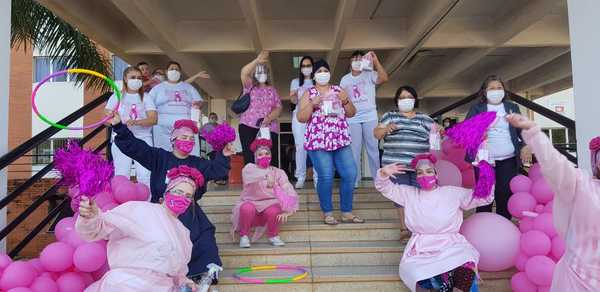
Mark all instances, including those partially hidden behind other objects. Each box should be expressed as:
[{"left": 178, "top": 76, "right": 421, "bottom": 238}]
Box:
[
  {"left": 219, "top": 240, "right": 405, "bottom": 267},
  {"left": 200, "top": 190, "right": 387, "bottom": 205},
  {"left": 215, "top": 265, "right": 514, "bottom": 292},
  {"left": 206, "top": 208, "right": 399, "bottom": 224}
]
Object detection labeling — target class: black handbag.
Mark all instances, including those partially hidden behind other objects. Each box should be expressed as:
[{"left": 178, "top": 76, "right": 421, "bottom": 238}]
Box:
[{"left": 231, "top": 86, "right": 252, "bottom": 114}]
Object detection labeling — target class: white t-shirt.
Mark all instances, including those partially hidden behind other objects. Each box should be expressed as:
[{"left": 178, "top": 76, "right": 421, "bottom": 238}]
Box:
[
  {"left": 290, "top": 78, "right": 314, "bottom": 112},
  {"left": 340, "top": 71, "right": 379, "bottom": 123},
  {"left": 486, "top": 103, "right": 515, "bottom": 161},
  {"left": 148, "top": 81, "right": 203, "bottom": 126},
  {"left": 106, "top": 92, "right": 156, "bottom": 138}
]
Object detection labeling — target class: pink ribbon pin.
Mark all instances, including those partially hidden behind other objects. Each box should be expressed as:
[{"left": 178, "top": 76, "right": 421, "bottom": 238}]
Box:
[
  {"left": 352, "top": 85, "right": 361, "bottom": 98},
  {"left": 129, "top": 104, "right": 138, "bottom": 121},
  {"left": 174, "top": 91, "right": 182, "bottom": 102}
]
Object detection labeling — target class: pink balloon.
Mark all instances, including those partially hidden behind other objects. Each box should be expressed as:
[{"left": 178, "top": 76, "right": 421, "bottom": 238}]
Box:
[
  {"left": 521, "top": 230, "right": 552, "bottom": 257},
  {"left": 461, "top": 168, "right": 475, "bottom": 188},
  {"left": 460, "top": 212, "right": 521, "bottom": 271},
  {"left": 538, "top": 287, "right": 551, "bottom": 292},
  {"left": 30, "top": 276, "right": 58, "bottom": 292},
  {"left": 73, "top": 243, "right": 107, "bottom": 272},
  {"left": 79, "top": 272, "right": 94, "bottom": 287},
  {"left": 510, "top": 175, "right": 533, "bottom": 193},
  {"left": 39, "top": 272, "right": 59, "bottom": 281},
  {"left": 531, "top": 179, "right": 554, "bottom": 204},
  {"left": 543, "top": 201, "right": 553, "bottom": 213},
  {"left": 40, "top": 242, "right": 74, "bottom": 272},
  {"left": 7, "top": 288, "right": 33, "bottom": 292},
  {"left": 508, "top": 192, "right": 537, "bottom": 219},
  {"left": 534, "top": 204, "right": 544, "bottom": 213},
  {"left": 551, "top": 236, "right": 566, "bottom": 259},
  {"left": 511, "top": 272, "right": 537, "bottom": 292},
  {"left": 435, "top": 160, "right": 463, "bottom": 187},
  {"left": 113, "top": 183, "right": 137, "bottom": 204},
  {"left": 65, "top": 231, "right": 86, "bottom": 248},
  {"left": 56, "top": 272, "right": 85, "bottom": 292},
  {"left": 515, "top": 252, "right": 529, "bottom": 272},
  {"left": 54, "top": 217, "right": 75, "bottom": 242},
  {"left": 519, "top": 217, "right": 535, "bottom": 233},
  {"left": 93, "top": 191, "right": 116, "bottom": 209},
  {"left": 533, "top": 213, "right": 558, "bottom": 238},
  {"left": 0, "top": 253, "right": 13, "bottom": 270},
  {"left": 528, "top": 163, "right": 543, "bottom": 180},
  {"left": 135, "top": 183, "right": 150, "bottom": 201},
  {"left": 0, "top": 261, "right": 36, "bottom": 290},
  {"left": 110, "top": 175, "right": 130, "bottom": 189},
  {"left": 100, "top": 202, "right": 119, "bottom": 212},
  {"left": 27, "top": 259, "right": 44, "bottom": 275},
  {"left": 525, "top": 255, "right": 556, "bottom": 286}
]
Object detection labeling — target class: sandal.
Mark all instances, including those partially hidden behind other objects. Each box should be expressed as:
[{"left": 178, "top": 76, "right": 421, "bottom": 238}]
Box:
[
  {"left": 324, "top": 215, "right": 339, "bottom": 225},
  {"left": 341, "top": 215, "right": 365, "bottom": 224}
]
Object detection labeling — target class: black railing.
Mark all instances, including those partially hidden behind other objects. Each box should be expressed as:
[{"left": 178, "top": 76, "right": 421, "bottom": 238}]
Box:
[{"left": 0, "top": 92, "right": 113, "bottom": 257}]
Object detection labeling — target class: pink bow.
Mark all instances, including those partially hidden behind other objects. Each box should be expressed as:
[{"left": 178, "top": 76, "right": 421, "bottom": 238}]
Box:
[{"left": 129, "top": 104, "right": 138, "bottom": 121}]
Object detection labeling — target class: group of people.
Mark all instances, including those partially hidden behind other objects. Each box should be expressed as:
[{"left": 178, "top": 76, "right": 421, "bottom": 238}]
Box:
[{"left": 74, "top": 52, "right": 599, "bottom": 292}]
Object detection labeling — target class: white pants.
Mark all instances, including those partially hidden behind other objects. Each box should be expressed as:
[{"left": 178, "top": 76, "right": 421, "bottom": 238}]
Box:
[
  {"left": 349, "top": 120, "right": 381, "bottom": 183},
  {"left": 112, "top": 135, "right": 152, "bottom": 191},
  {"left": 292, "top": 110, "right": 317, "bottom": 182},
  {"left": 153, "top": 124, "right": 201, "bottom": 157}
]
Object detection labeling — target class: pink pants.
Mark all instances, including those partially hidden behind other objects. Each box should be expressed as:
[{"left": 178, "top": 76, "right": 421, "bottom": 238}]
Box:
[{"left": 238, "top": 202, "right": 282, "bottom": 238}]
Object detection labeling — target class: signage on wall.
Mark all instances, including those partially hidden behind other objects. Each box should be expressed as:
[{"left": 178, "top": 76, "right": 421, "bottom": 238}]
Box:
[{"left": 554, "top": 105, "right": 565, "bottom": 113}]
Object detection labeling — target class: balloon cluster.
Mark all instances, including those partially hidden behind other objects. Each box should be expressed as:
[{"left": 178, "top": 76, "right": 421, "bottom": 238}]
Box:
[
  {"left": 0, "top": 175, "right": 150, "bottom": 292},
  {"left": 508, "top": 164, "right": 564, "bottom": 291},
  {"left": 431, "top": 139, "right": 476, "bottom": 188}
]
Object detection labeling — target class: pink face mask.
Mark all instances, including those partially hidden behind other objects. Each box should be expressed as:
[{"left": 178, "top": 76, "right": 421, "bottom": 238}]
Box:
[
  {"left": 257, "top": 156, "right": 271, "bottom": 168},
  {"left": 164, "top": 192, "right": 192, "bottom": 216},
  {"left": 416, "top": 175, "right": 437, "bottom": 190},
  {"left": 174, "top": 139, "right": 194, "bottom": 154}
]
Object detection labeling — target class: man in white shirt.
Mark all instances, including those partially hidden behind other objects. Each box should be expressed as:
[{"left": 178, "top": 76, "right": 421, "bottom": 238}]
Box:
[{"left": 340, "top": 51, "right": 389, "bottom": 187}]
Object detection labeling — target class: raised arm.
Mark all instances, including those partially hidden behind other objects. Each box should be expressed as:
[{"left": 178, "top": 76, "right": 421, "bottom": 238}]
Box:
[
  {"left": 368, "top": 51, "right": 389, "bottom": 85},
  {"left": 241, "top": 51, "right": 269, "bottom": 85},
  {"left": 374, "top": 165, "right": 416, "bottom": 207},
  {"left": 111, "top": 113, "right": 159, "bottom": 171},
  {"left": 75, "top": 197, "right": 125, "bottom": 241},
  {"left": 459, "top": 186, "right": 495, "bottom": 210},
  {"left": 193, "top": 144, "right": 233, "bottom": 182}
]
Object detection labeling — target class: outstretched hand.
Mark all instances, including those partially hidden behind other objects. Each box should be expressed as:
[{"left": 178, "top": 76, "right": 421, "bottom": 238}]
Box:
[
  {"left": 277, "top": 212, "right": 293, "bottom": 223},
  {"left": 380, "top": 163, "right": 410, "bottom": 177},
  {"left": 222, "top": 143, "right": 236, "bottom": 157},
  {"left": 506, "top": 114, "right": 536, "bottom": 130}
]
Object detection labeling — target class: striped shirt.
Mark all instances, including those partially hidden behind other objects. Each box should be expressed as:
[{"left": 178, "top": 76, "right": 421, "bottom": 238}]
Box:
[{"left": 380, "top": 111, "right": 434, "bottom": 166}]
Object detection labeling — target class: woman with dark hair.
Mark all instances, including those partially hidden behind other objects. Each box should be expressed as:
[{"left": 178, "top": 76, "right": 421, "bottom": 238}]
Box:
[
  {"left": 374, "top": 85, "right": 438, "bottom": 237},
  {"left": 297, "top": 59, "right": 363, "bottom": 225},
  {"left": 148, "top": 61, "right": 204, "bottom": 156},
  {"left": 466, "top": 75, "right": 530, "bottom": 219},
  {"left": 239, "top": 51, "right": 282, "bottom": 166},
  {"left": 290, "top": 56, "right": 318, "bottom": 188}
]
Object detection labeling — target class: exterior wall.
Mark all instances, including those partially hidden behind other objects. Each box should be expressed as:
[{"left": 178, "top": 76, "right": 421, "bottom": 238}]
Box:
[{"left": 532, "top": 88, "right": 575, "bottom": 128}]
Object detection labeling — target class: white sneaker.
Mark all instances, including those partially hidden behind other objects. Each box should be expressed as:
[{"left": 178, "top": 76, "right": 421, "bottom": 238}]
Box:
[
  {"left": 269, "top": 236, "right": 286, "bottom": 247},
  {"left": 239, "top": 236, "right": 251, "bottom": 248},
  {"left": 295, "top": 180, "right": 305, "bottom": 189}
]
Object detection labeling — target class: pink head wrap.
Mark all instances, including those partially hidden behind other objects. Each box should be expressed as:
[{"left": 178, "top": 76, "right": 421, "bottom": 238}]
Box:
[
  {"left": 590, "top": 136, "right": 600, "bottom": 177},
  {"left": 410, "top": 153, "right": 437, "bottom": 171},
  {"left": 165, "top": 165, "right": 205, "bottom": 192},
  {"left": 250, "top": 138, "right": 272, "bottom": 153},
  {"left": 171, "top": 119, "right": 199, "bottom": 141}
]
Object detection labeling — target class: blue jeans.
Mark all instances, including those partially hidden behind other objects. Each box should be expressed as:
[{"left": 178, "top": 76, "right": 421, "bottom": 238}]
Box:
[
  {"left": 391, "top": 172, "right": 418, "bottom": 208},
  {"left": 308, "top": 146, "right": 357, "bottom": 213}
]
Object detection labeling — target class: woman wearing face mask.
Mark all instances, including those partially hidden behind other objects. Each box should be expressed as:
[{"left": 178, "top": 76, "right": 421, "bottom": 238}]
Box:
[
  {"left": 297, "top": 59, "right": 363, "bottom": 225},
  {"left": 289, "top": 56, "right": 318, "bottom": 189},
  {"left": 75, "top": 165, "right": 203, "bottom": 291},
  {"left": 110, "top": 114, "right": 234, "bottom": 281},
  {"left": 231, "top": 138, "right": 298, "bottom": 248},
  {"left": 374, "top": 86, "right": 438, "bottom": 236},
  {"left": 375, "top": 154, "right": 495, "bottom": 292},
  {"left": 105, "top": 66, "right": 156, "bottom": 189},
  {"left": 506, "top": 114, "right": 600, "bottom": 292},
  {"left": 466, "top": 75, "right": 530, "bottom": 219},
  {"left": 148, "top": 61, "right": 204, "bottom": 156},
  {"left": 340, "top": 51, "right": 389, "bottom": 188},
  {"left": 239, "top": 51, "right": 282, "bottom": 166}
]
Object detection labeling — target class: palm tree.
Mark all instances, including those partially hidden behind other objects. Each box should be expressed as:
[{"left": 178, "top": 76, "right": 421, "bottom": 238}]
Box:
[{"left": 11, "top": 0, "right": 112, "bottom": 91}]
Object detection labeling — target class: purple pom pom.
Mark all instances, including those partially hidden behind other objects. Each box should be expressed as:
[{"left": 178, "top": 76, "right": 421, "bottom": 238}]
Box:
[
  {"left": 473, "top": 160, "right": 495, "bottom": 198},
  {"left": 446, "top": 112, "right": 497, "bottom": 158},
  {"left": 54, "top": 141, "right": 114, "bottom": 203},
  {"left": 202, "top": 123, "right": 236, "bottom": 152}
]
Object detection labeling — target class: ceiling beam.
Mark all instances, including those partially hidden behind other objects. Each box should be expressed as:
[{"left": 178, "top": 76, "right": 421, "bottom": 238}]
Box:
[
  {"left": 417, "top": 0, "right": 562, "bottom": 95},
  {"left": 510, "top": 52, "right": 572, "bottom": 93},
  {"left": 384, "top": 0, "right": 460, "bottom": 77},
  {"left": 327, "top": 0, "right": 358, "bottom": 74},
  {"left": 110, "top": 0, "right": 224, "bottom": 98}
]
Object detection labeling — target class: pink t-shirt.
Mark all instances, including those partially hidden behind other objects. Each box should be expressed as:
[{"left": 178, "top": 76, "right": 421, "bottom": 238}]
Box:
[
  {"left": 304, "top": 86, "right": 352, "bottom": 151},
  {"left": 240, "top": 82, "right": 282, "bottom": 133}
]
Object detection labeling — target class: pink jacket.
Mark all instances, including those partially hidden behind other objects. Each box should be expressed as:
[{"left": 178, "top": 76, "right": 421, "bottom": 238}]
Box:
[{"left": 522, "top": 127, "right": 600, "bottom": 291}]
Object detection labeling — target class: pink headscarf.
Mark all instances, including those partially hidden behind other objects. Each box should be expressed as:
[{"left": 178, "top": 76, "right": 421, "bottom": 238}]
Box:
[
  {"left": 410, "top": 153, "right": 438, "bottom": 171},
  {"left": 170, "top": 119, "right": 199, "bottom": 141},
  {"left": 590, "top": 136, "right": 600, "bottom": 177},
  {"left": 165, "top": 165, "right": 205, "bottom": 192}
]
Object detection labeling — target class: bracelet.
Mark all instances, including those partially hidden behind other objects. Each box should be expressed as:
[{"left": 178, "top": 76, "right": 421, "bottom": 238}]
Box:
[{"left": 342, "top": 100, "right": 350, "bottom": 106}]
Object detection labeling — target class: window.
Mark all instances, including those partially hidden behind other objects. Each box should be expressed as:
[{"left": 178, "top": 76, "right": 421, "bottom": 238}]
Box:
[
  {"left": 550, "top": 128, "right": 567, "bottom": 145},
  {"left": 112, "top": 55, "right": 129, "bottom": 81},
  {"left": 32, "top": 138, "right": 79, "bottom": 165},
  {"left": 34, "top": 57, "right": 72, "bottom": 83}
]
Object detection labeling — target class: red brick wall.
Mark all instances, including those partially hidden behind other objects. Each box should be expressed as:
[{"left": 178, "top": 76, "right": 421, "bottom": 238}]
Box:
[{"left": 6, "top": 179, "right": 64, "bottom": 258}]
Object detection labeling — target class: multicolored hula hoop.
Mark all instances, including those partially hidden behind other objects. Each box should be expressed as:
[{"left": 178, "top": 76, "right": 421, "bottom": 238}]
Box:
[
  {"left": 234, "top": 264, "right": 309, "bottom": 284},
  {"left": 31, "top": 68, "right": 121, "bottom": 130}
]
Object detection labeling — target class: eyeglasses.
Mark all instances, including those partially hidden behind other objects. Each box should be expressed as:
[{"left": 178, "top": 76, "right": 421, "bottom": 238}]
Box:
[{"left": 169, "top": 188, "right": 194, "bottom": 199}]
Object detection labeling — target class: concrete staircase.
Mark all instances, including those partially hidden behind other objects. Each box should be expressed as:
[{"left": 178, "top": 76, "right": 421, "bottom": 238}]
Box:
[{"left": 200, "top": 186, "right": 513, "bottom": 291}]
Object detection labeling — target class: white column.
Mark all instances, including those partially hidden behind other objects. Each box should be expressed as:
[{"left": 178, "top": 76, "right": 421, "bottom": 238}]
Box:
[
  {"left": 567, "top": 0, "right": 600, "bottom": 171},
  {"left": 0, "top": 0, "right": 11, "bottom": 252}
]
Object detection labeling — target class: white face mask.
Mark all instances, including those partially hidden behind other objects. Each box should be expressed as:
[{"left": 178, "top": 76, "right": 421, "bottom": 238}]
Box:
[
  {"left": 486, "top": 89, "right": 505, "bottom": 104},
  {"left": 255, "top": 73, "right": 268, "bottom": 83},
  {"left": 301, "top": 67, "right": 312, "bottom": 77},
  {"left": 154, "top": 74, "right": 165, "bottom": 81},
  {"left": 397, "top": 98, "right": 415, "bottom": 113},
  {"left": 314, "top": 72, "right": 331, "bottom": 85},
  {"left": 126, "top": 79, "right": 143, "bottom": 91},
  {"left": 167, "top": 70, "right": 180, "bottom": 82},
  {"left": 351, "top": 60, "right": 362, "bottom": 71}
]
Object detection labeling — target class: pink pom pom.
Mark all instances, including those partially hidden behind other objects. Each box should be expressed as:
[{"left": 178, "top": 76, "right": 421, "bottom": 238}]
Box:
[
  {"left": 446, "top": 111, "right": 497, "bottom": 158},
  {"left": 202, "top": 123, "right": 236, "bottom": 152},
  {"left": 473, "top": 160, "right": 495, "bottom": 198}
]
